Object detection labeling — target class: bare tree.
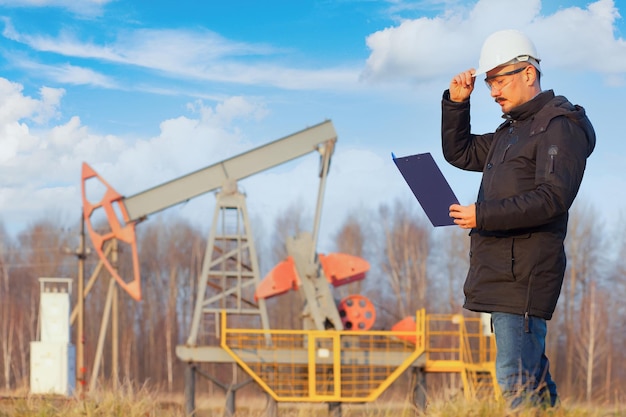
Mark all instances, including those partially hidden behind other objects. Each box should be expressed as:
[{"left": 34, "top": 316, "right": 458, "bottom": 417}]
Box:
[
  {"left": 0, "top": 228, "right": 14, "bottom": 390},
  {"left": 601, "top": 214, "right": 626, "bottom": 402},
  {"left": 429, "top": 227, "right": 469, "bottom": 313},
  {"left": 266, "top": 201, "right": 310, "bottom": 329},
  {"left": 331, "top": 210, "right": 371, "bottom": 300},
  {"left": 377, "top": 200, "right": 430, "bottom": 320},
  {"left": 136, "top": 219, "right": 169, "bottom": 385},
  {"left": 573, "top": 281, "right": 609, "bottom": 402},
  {"left": 270, "top": 200, "right": 309, "bottom": 262},
  {"left": 163, "top": 219, "right": 201, "bottom": 391},
  {"left": 559, "top": 202, "right": 607, "bottom": 397}
]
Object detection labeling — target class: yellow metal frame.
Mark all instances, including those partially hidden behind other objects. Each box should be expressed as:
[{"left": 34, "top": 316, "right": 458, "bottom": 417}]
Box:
[
  {"left": 424, "top": 314, "right": 499, "bottom": 400},
  {"left": 220, "top": 309, "right": 426, "bottom": 402},
  {"left": 220, "top": 310, "right": 499, "bottom": 402}
]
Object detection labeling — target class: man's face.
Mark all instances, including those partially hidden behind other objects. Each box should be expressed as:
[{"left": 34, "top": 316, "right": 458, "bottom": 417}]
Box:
[{"left": 484, "top": 64, "right": 532, "bottom": 113}]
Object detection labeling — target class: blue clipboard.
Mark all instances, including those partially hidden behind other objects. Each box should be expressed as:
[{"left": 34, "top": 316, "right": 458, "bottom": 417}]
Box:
[{"left": 392, "top": 152, "right": 459, "bottom": 227}]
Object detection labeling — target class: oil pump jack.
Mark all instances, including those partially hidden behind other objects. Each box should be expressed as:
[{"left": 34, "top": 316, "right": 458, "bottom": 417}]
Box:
[
  {"left": 81, "top": 120, "right": 499, "bottom": 415},
  {"left": 81, "top": 120, "right": 387, "bottom": 412}
]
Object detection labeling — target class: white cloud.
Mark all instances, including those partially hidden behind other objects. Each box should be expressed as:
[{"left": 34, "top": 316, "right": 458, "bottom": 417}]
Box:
[
  {"left": 0, "top": 78, "right": 63, "bottom": 125},
  {"left": 0, "top": 79, "right": 64, "bottom": 170},
  {"left": 11, "top": 27, "right": 272, "bottom": 64},
  {"left": 532, "top": 0, "right": 625, "bottom": 74},
  {"left": 187, "top": 96, "right": 270, "bottom": 128},
  {"left": 22, "top": 61, "right": 118, "bottom": 88},
  {"left": 1, "top": 20, "right": 362, "bottom": 91},
  {"left": 0, "top": 79, "right": 275, "bottom": 234},
  {"left": 362, "top": 0, "right": 625, "bottom": 82},
  {"left": 72, "top": 96, "right": 273, "bottom": 196}
]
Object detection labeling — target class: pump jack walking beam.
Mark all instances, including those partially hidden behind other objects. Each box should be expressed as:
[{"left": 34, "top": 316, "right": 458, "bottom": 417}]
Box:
[
  {"left": 122, "top": 120, "right": 338, "bottom": 223},
  {"left": 81, "top": 120, "right": 338, "bottom": 303}
]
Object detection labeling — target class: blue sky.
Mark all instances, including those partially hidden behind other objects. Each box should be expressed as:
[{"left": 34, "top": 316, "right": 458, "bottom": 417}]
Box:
[{"left": 0, "top": 0, "right": 625, "bottom": 251}]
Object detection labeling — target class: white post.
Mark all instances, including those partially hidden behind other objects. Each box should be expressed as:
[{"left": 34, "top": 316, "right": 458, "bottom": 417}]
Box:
[{"left": 30, "top": 278, "right": 76, "bottom": 396}]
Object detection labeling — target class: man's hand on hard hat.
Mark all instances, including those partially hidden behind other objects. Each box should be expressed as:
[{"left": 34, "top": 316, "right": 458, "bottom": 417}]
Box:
[
  {"left": 449, "top": 203, "right": 477, "bottom": 229},
  {"left": 449, "top": 69, "right": 476, "bottom": 102}
]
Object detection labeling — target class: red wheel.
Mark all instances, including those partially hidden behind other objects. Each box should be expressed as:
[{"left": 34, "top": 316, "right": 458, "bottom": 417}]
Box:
[{"left": 338, "top": 295, "right": 376, "bottom": 330}]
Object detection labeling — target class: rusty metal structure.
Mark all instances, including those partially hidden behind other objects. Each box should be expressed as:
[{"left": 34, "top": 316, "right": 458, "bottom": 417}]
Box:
[{"left": 78, "top": 120, "right": 498, "bottom": 415}]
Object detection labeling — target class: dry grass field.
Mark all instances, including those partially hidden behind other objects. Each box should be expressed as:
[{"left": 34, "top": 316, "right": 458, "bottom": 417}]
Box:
[{"left": 1, "top": 386, "right": 624, "bottom": 417}]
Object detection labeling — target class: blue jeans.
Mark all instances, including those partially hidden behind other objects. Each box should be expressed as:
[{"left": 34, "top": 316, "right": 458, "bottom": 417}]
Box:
[{"left": 491, "top": 312, "right": 558, "bottom": 408}]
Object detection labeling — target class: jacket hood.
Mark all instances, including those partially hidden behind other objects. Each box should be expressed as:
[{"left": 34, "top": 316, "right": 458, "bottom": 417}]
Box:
[{"left": 507, "top": 90, "right": 596, "bottom": 157}]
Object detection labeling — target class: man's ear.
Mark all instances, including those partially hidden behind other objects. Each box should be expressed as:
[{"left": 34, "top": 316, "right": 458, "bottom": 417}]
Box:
[{"left": 526, "top": 66, "right": 538, "bottom": 85}]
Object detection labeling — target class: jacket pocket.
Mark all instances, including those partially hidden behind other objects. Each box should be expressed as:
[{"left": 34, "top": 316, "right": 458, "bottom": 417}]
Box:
[
  {"left": 468, "top": 235, "right": 518, "bottom": 285},
  {"left": 511, "top": 233, "right": 534, "bottom": 282}
]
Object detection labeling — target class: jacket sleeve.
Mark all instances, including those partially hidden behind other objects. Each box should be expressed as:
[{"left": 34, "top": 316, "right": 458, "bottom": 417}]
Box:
[
  {"left": 441, "top": 90, "right": 493, "bottom": 172},
  {"left": 476, "top": 116, "right": 590, "bottom": 231}
]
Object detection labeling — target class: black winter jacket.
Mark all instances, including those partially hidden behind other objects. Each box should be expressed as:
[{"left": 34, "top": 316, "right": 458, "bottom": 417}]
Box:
[{"left": 441, "top": 89, "right": 595, "bottom": 320}]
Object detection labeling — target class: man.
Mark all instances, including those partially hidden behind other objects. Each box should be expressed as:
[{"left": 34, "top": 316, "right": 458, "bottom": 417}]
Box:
[{"left": 442, "top": 29, "right": 595, "bottom": 407}]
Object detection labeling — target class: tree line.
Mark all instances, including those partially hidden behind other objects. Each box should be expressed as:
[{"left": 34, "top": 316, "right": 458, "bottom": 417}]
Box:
[{"left": 0, "top": 198, "right": 623, "bottom": 404}]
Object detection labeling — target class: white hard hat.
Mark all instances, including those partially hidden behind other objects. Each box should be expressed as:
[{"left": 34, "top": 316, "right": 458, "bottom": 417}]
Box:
[{"left": 474, "top": 29, "right": 541, "bottom": 77}]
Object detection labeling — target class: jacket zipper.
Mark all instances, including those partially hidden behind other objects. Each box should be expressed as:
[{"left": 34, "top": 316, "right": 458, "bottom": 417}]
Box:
[
  {"left": 501, "top": 123, "right": 515, "bottom": 162},
  {"left": 524, "top": 274, "right": 534, "bottom": 333},
  {"left": 548, "top": 145, "right": 558, "bottom": 173},
  {"left": 501, "top": 143, "right": 512, "bottom": 162}
]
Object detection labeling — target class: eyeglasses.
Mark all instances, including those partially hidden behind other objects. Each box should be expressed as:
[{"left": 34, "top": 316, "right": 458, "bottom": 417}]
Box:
[{"left": 484, "top": 66, "right": 527, "bottom": 91}]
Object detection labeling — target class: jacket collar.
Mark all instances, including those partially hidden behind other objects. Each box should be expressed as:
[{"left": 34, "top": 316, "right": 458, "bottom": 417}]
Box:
[{"left": 503, "top": 90, "right": 555, "bottom": 122}]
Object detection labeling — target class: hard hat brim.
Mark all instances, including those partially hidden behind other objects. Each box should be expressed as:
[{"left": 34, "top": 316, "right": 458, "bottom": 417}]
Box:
[{"left": 473, "top": 56, "right": 541, "bottom": 78}]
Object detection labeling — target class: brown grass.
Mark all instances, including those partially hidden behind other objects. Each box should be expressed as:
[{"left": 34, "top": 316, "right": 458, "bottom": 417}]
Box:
[{"left": 1, "top": 386, "right": 624, "bottom": 417}]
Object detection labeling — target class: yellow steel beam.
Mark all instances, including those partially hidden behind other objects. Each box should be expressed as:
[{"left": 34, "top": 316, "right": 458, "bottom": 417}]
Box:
[
  {"left": 218, "top": 309, "right": 498, "bottom": 403},
  {"left": 220, "top": 309, "right": 426, "bottom": 402}
]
